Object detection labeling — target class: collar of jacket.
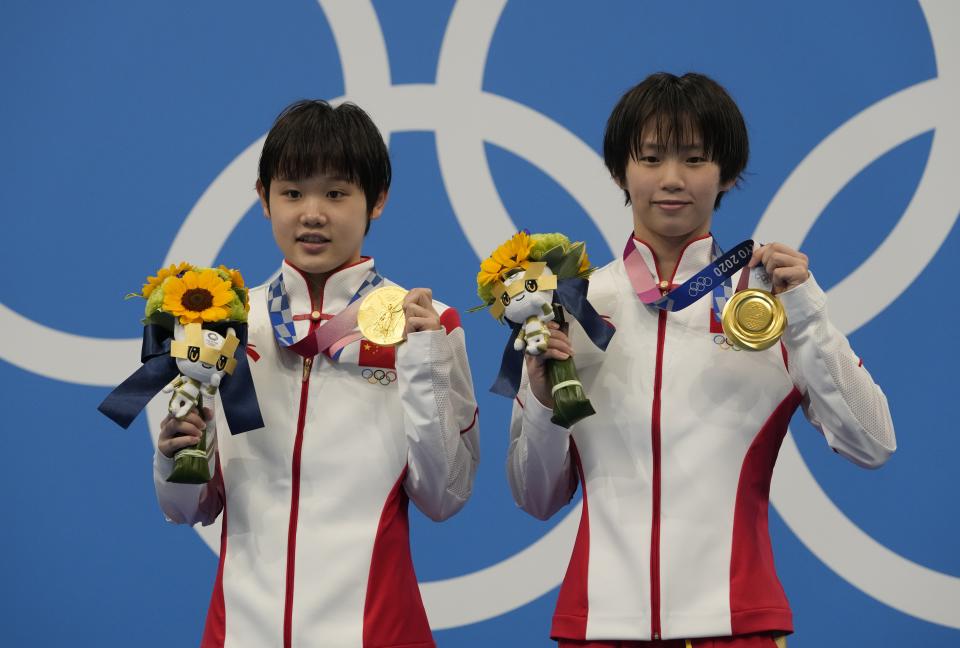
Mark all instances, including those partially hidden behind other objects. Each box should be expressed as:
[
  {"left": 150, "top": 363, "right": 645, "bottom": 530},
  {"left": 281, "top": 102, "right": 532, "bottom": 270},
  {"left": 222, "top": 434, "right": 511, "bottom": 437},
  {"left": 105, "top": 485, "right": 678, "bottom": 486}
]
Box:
[
  {"left": 628, "top": 233, "right": 717, "bottom": 286},
  {"left": 276, "top": 257, "right": 377, "bottom": 344}
]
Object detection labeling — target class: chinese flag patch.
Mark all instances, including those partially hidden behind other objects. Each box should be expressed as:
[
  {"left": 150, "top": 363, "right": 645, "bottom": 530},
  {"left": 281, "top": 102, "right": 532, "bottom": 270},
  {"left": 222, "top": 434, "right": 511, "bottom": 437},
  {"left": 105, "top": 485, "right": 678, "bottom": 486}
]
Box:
[{"left": 359, "top": 341, "right": 396, "bottom": 369}]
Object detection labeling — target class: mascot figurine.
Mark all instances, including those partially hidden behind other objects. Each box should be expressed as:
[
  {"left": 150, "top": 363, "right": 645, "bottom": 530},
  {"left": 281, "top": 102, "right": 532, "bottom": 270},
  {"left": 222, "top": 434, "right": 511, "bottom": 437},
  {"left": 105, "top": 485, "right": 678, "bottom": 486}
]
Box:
[
  {"left": 161, "top": 321, "right": 240, "bottom": 482},
  {"left": 504, "top": 264, "right": 557, "bottom": 355}
]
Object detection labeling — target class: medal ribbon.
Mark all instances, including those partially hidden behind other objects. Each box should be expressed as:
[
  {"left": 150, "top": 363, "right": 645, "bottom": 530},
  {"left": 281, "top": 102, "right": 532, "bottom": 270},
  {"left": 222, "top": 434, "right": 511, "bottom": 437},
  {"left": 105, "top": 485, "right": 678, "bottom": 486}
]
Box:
[
  {"left": 268, "top": 268, "right": 383, "bottom": 359},
  {"left": 712, "top": 252, "right": 755, "bottom": 319},
  {"left": 622, "top": 236, "right": 754, "bottom": 312}
]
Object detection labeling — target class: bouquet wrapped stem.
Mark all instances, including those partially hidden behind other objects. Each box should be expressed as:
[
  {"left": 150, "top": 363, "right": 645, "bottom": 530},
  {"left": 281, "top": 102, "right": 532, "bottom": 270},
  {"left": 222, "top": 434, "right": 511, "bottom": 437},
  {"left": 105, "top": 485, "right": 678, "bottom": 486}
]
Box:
[
  {"left": 168, "top": 432, "right": 212, "bottom": 483},
  {"left": 546, "top": 355, "right": 595, "bottom": 429},
  {"left": 167, "top": 395, "right": 213, "bottom": 484}
]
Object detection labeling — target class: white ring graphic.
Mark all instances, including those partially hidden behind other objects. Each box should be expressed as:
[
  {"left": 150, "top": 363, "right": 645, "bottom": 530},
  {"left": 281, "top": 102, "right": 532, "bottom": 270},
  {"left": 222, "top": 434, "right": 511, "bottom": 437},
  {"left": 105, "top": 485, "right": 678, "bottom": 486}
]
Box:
[
  {"left": 1, "top": 0, "right": 957, "bottom": 631},
  {"left": 758, "top": 0, "right": 960, "bottom": 628}
]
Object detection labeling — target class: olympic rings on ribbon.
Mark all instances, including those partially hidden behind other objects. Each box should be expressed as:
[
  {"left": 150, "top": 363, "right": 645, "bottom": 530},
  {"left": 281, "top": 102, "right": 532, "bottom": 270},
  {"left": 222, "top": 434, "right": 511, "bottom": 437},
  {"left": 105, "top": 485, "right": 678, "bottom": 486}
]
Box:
[{"left": 687, "top": 276, "right": 714, "bottom": 296}]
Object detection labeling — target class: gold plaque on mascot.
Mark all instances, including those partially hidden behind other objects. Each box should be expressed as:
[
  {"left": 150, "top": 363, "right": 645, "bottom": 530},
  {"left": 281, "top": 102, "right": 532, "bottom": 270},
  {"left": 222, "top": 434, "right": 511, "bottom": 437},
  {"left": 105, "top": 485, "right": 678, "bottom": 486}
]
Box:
[
  {"left": 358, "top": 286, "right": 408, "bottom": 346},
  {"left": 721, "top": 289, "right": 786, "bottom": 351}
]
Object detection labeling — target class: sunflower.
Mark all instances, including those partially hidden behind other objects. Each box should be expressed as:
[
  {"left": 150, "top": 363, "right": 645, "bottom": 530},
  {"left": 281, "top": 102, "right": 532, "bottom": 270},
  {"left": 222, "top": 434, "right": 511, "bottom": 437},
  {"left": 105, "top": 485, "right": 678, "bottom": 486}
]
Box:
[
  {"left": 162, "top": 269, "right": 234, "bottom": 324},
  {"left": 214, "top": 264, "right": 250, "bottom": 314},
  {"left": 217, "top": 264, "right": 246, "bottom": 289},
  {"left": 477, "top": 231, "right": 532, "bottom": 287},
  {"left": 142, "top": 262, "right": 192, "bottom": 298}
]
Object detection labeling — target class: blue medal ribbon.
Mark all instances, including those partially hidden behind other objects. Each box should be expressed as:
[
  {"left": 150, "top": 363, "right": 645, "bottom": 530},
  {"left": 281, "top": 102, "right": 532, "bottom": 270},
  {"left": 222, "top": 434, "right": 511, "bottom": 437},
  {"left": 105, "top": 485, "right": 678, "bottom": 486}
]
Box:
[{"left": 648, "top": 239, "right": 754, "bottom": 311}]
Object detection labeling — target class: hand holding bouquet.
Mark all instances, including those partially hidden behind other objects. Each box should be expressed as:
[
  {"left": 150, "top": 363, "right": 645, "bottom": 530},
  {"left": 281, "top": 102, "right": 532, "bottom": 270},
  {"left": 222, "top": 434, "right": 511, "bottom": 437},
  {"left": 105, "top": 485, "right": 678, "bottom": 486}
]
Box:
[
  {"left": 99, "top": 263, "right": 262, "bottom": 483},
  {"left": 475, "top": 232, "right": 614, "bottom": 428}
]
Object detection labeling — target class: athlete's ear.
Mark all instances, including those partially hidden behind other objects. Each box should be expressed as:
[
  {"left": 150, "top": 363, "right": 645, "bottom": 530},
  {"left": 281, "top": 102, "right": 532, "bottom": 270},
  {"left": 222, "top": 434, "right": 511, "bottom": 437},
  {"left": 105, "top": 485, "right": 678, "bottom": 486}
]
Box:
[
  {"left": 368, "top": 190, "right": 388, "bottom": 222},
  {"left": 256, "top": 179, "right": 271, "bottom": 219}
]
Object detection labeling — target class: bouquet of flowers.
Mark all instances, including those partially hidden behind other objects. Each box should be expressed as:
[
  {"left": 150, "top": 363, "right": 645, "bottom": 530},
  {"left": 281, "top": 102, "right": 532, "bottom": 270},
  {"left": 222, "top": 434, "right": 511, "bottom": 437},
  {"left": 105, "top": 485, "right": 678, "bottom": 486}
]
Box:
[
  {"left": 475, "top": 231, "right": 613, "bottom": 428},
  {"left": 99, "top": 263, "right": 262, "bottom": 483},
  {"left": 139, "top": 262, "right": 249, "bottom": 330}
]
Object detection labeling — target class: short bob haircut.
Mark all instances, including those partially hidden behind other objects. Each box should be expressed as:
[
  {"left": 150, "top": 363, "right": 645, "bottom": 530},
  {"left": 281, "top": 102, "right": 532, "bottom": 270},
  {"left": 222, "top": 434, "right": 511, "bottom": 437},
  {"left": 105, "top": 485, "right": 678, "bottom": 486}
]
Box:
[
  {"left": 603, "top": 72, "right": 748, "bottom": 209},
  {"left": 258, "top": 99, "right": 391, "bottom": 217}
]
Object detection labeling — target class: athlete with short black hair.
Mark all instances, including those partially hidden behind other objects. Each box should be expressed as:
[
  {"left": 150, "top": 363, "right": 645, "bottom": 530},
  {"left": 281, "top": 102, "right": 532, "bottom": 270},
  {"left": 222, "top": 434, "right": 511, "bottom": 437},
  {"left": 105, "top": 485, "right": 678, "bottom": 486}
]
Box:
[{"left": 508, "top": 72, "right": 896, "bottom": 648}]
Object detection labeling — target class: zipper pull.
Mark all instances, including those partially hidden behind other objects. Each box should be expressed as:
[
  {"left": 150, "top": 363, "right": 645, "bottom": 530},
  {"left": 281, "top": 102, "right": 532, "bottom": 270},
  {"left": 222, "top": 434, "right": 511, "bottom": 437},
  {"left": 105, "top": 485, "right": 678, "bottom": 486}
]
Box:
[{"left": 302, "top": 356, "right": 314, "bottom": 382}]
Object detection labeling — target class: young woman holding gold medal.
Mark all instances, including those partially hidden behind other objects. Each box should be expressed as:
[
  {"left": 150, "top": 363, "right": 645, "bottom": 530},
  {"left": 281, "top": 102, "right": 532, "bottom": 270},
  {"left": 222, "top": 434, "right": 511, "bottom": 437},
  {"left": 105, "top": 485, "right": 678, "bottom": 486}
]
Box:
[
  {"left": 506, "top": 72, "right": 896, "bottom": 648},
  {"left": 151, "top": 100, "right": 480, "bottom": 648}
]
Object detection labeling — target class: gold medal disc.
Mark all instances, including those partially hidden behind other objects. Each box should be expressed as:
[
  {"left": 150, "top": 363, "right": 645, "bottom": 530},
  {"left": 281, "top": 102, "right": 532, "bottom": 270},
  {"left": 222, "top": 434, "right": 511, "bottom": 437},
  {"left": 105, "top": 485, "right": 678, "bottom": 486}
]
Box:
[
  {"left": 358, "top": 286, "right": 408, "bottom": 346},
  {"left": 720, "top": 288, "right": 787, "bottom": 351}
]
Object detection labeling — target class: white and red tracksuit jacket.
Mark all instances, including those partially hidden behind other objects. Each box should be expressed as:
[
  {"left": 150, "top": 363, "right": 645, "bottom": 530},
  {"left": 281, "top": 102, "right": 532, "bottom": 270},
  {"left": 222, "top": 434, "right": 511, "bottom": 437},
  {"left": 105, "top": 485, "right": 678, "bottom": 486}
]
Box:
[
  {"left": 154, "top": 259, "right": 480, "bottom": 648},
  {"left": 507, "top": 235, "right": 896, "bottom": 642}
]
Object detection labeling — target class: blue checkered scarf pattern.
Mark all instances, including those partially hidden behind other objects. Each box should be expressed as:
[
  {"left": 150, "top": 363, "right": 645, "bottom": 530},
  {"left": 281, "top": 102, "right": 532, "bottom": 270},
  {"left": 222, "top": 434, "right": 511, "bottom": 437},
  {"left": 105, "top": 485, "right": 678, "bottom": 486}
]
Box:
[{"left": 267, "top": 268, "right": 384, "bottom": 350}]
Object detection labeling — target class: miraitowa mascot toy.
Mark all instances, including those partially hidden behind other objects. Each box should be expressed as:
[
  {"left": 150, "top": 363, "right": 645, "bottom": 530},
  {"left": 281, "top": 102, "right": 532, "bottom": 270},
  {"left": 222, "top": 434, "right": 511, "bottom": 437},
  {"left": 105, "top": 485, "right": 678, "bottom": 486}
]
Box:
[
  {"left": 476, "top": 231, "right": 615, "bottom": 428},
  {"left": 99, "top": 263, "right": 263, "bottom": 483},
  {"left": 504, "top": 263, "right": 557, "bottom": 355}
]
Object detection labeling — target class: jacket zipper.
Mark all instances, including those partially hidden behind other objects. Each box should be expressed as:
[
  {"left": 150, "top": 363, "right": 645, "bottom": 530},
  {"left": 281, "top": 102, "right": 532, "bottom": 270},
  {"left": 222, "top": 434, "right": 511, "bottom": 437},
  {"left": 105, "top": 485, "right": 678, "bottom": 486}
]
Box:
[
  {"left": 282, "top": 275, "right": 326, "bottom": 647},
  {"left": 283, "top": 355, "right": 313, "bottom": 648},
  {"left": 643, "top": 243, "right": 700, "bottom": 640},
  {"left": 650, "top": 293, "right": 668, "bottom": 640}
]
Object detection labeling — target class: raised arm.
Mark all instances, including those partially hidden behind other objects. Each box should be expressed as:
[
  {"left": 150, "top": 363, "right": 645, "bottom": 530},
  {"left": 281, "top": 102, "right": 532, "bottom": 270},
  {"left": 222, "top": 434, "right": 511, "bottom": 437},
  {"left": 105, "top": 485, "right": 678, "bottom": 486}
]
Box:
[
  {"left": 780, "top": 275, "right": 896, "bottom": 467},
  {"left": 753, "top": 243, "right": 896, "bottom": 468},
  {"left": 396, "top": 289, "right": 480, "bottom": 521}
]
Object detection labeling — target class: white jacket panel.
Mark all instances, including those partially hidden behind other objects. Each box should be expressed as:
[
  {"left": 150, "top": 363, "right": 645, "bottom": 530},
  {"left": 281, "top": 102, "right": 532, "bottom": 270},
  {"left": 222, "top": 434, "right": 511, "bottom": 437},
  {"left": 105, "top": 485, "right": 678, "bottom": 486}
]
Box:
[
  {"left": 507, "top": 235, "right": 895, "bottom": 641},
  {"left": 154, "top": 258, "right": 479, "bottom": 648}
]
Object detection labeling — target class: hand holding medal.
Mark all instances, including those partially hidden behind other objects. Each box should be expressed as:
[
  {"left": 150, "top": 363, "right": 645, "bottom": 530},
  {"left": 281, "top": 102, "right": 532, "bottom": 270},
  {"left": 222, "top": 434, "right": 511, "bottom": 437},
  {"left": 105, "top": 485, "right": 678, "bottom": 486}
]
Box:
[
  {"left": 357, "top": 287, "right": 441, "bottom": 345},
  {"left": 358, "top": 286, "right": 408, "bottom": 345},
  {"left": 719, "top": 242, "right": 807, "bottom": 351},
  {"left": 749, "top": 242, "right": 810, "bottom": 295},
  {"left": 401, "top": 288, "right": 443, "bottom": 336}
]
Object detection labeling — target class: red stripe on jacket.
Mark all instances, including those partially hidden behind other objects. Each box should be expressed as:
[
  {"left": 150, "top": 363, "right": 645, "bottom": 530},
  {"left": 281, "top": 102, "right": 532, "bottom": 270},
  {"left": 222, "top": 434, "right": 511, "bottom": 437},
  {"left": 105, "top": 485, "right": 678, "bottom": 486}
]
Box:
[
  {"left": 201, "top": 459, "right": 228, "bottom": 647},
  {"left": 551, "top": 441, "right": 590, "bottom": 640},
  {"left": 729, "top": 388, "right": 802, "bottom": 635},
  {"left": 440, "top": 307, "right": 462, "bottom": 334},
  {"left": 362, "top": 468, "right": 434, "bottom": 647}
]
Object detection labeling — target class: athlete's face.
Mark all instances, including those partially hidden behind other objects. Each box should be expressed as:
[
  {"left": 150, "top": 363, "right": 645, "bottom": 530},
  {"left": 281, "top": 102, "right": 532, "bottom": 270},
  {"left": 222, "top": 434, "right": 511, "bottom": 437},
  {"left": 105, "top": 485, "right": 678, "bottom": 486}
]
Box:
[
  {"left": 258, "top": 172, "right": 386, "bottom": 284},
  {"left": 620, "top": 129, "right": 733, "bottom": 245}
]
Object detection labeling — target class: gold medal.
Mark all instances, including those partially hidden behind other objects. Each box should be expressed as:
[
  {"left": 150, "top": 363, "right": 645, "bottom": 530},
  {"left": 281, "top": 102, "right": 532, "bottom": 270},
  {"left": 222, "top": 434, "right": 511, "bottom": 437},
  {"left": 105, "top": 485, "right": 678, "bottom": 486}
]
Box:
[
  {"left": 721, "top": 288, "right": 787, "bottom": 351},
  {"left": 357, "top": 286, "right": 408, "bottom": 346}
]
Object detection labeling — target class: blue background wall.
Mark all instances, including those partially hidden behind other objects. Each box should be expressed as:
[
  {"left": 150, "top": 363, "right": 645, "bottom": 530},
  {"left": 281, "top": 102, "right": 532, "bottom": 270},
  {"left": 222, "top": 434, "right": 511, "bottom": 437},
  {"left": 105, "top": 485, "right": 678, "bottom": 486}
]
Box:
[{"left": 2, "top": 1, "right": 958, "bottom": 646}]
